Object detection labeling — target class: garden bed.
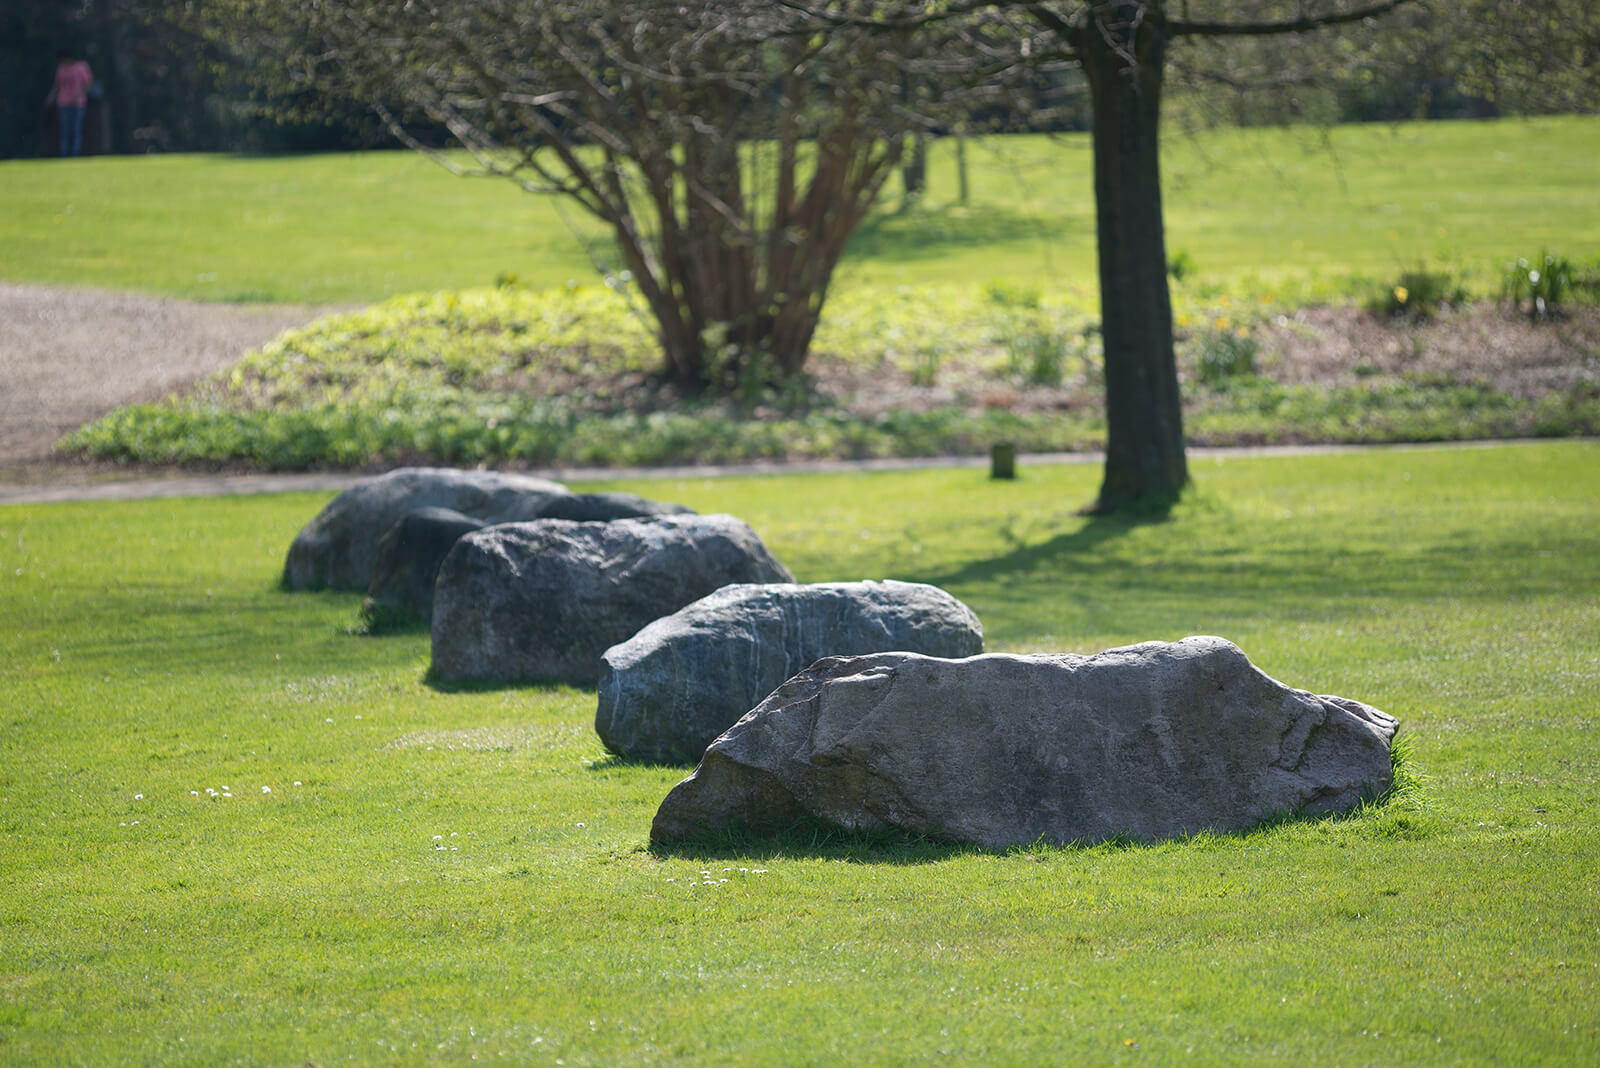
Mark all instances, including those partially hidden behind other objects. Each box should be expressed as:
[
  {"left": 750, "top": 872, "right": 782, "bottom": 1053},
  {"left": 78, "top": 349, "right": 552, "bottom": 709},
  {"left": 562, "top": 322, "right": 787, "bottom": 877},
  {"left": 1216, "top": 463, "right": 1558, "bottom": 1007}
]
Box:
[{"left": 51, "top": 283, "right": 1600, "bottom": 472}]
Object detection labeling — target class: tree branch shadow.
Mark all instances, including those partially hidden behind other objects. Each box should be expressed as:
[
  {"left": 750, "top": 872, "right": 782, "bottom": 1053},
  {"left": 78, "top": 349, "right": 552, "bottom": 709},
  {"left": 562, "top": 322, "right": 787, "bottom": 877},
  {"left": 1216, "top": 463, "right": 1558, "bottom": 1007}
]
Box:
[
  {"left": 845, "top": 201, "right": 1079, "bottom": 261},
  {"left": 422, "top": 669, "right": 585, "bottom": 695},
  {"left": 921, "top": 510, "right": 1168, "bottom": 590},
  {"left": 647, "top": 815, "right": 974, "bottom": 865}
]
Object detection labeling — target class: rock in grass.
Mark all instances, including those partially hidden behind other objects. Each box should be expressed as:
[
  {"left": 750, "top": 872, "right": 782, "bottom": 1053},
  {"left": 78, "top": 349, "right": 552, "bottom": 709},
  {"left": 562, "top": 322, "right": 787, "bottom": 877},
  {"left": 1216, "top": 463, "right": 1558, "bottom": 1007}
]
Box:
[
  {"left": 536, "top": 492, "right": 695, "bottom": 523},
  {"left": 651, "top": 636, "right": 1399, "bottom": 849},
  {"left": 283, "top": 468, "right": 568, "bottom": 591},
  {"left": 359, "top": 492, "right": 697, "bottom": 627},
  {"left": 596, "top": 581, "right": 985, "bottom": 764},
  {"left": 360, "top": 507, "right": 490, "bottom": 630},
  {"left": 430, "top": 515, "right": 794, "bottom": 686}
]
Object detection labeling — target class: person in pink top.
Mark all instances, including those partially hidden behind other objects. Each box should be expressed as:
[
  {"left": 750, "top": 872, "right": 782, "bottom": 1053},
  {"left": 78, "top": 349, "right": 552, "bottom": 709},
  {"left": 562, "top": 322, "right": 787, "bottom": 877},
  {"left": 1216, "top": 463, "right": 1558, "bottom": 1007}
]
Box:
[{"left": 46, "top": 48, "right": 94, "bottom": 157}]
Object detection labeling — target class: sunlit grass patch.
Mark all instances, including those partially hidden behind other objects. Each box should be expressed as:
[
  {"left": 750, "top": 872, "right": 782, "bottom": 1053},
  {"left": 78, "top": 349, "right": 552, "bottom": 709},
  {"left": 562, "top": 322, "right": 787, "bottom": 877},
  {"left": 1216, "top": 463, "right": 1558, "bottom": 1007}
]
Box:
[
  {"left": 2, "top": 443, "right": 1597, "bottom": 1062},
  {"left": 3, "top": 117, "right": 1596, "bottom": 303}
]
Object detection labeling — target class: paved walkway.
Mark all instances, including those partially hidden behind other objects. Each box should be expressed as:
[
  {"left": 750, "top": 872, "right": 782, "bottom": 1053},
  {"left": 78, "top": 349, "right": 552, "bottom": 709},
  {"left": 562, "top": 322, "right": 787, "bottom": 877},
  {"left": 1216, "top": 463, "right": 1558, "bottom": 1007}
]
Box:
[{"left": 0, "top": 440, "right": 1569, "bottom": 506}]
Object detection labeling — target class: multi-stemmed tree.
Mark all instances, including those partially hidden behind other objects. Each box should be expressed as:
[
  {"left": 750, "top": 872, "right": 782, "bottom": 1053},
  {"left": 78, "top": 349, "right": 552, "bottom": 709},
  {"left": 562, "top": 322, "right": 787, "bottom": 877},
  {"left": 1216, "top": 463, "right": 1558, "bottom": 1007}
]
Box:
[
  {"left": 221, "top": 0, "right": 1418, "bottom": 513},
  {"left": 220, "top": 1, "right": 1032, "bottom": 390}
]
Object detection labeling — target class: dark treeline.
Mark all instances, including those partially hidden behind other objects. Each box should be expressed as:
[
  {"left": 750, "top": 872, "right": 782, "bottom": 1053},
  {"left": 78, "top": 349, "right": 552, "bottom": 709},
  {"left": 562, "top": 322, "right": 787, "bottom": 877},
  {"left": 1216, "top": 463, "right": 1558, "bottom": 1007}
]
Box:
[
  {"left": 5, "top": 1, "right": 1594, "bottom": 160},
  {"left": 3, "top": 0, "right": 391, "bottom": 159},
  {"left": 1, "top": 1, "right": 1077, "bottom": 160}
]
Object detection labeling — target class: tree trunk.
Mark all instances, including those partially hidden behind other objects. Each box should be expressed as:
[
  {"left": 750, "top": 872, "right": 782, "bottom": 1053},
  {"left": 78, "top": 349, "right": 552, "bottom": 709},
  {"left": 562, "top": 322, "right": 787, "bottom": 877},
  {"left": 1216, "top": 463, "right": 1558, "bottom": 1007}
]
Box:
[
  {"left": 955, "top": 129, "right": 969, "bottom": 204},
  {"left": 1079, "top": 2, "right": 1188, "bottom": 514},
  {"left": 901, "top": 132, "right": 928, "bottom": 210},
  {"left": 107, "top": 11, "right": 140, "bottom": 154}
]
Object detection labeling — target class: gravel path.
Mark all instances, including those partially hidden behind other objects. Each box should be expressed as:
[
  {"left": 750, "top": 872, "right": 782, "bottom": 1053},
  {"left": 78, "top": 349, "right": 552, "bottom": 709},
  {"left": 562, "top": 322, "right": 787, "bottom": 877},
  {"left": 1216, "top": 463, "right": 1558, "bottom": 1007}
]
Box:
[{"left": 0, "top": 282, "right": 335, "bottom": 464}]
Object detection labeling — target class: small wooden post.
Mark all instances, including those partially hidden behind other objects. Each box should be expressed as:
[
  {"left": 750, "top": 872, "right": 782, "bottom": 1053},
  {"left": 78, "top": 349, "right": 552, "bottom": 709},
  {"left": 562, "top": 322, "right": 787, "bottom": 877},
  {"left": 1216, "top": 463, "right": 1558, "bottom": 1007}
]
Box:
[{"left": 990, "top": 442, "right": 1016, "bottom": 480}]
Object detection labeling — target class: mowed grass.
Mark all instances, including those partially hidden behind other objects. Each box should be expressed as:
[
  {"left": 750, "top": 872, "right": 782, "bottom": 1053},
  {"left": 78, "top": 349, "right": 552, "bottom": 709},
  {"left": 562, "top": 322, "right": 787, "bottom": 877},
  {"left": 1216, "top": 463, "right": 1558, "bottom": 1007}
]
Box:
[
  {"left": 2, "top": 116, "right": 1596, "bottom": 303},
  {"left": 0, "top": 151, "right": 605, "bottom": 304},
  {"left": 2, "top": 442, "right": 1597, "bottom": 1064}
]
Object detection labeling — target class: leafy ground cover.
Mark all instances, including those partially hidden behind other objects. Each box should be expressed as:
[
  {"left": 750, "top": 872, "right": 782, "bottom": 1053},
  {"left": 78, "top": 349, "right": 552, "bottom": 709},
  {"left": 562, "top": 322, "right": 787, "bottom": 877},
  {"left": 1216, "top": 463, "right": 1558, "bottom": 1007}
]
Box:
[
  {"left": 58, "top": 283, "right": 1600, "bottom": 470},
  {"left": 2, "top": 443, "right": 1597, "bottom": 1063}
]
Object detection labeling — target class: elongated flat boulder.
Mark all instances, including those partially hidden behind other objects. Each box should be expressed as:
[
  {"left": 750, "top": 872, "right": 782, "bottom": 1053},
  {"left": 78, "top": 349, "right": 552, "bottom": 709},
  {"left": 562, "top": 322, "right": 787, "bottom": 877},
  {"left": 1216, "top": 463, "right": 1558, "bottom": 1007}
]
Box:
[
  {"left": 431, "top": 515, "right": 794, "bottom": 685},
  {"left": 597, "top": 581, "right": 984, "bottom": 764},
  {"left": 283, "top": 468, "right": 568, "bottom": 591},
  {"left": 651, "top": 637, "right": 1399, "bottom": 848}
]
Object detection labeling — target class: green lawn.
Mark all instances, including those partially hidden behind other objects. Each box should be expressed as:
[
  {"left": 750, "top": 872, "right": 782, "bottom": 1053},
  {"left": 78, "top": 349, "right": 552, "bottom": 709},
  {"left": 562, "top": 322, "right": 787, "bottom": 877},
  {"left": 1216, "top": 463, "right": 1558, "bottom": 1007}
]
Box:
[
  {"left": 3, "top": 442, "right": 1597, "bottom": 1063},
  {"left": 3, "top": 116, "right": 1596, "bottom": 303}
]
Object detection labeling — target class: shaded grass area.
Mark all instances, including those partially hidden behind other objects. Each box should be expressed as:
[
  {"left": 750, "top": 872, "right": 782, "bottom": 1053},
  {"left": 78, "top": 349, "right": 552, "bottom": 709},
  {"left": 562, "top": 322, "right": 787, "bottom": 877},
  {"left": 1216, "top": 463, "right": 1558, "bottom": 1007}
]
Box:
[
  {"left": 2, "top": 443, "right": 1598, "bottom": 1063},
  {"left": 3, "top": 117, "right": 1596, "bottom": 303}
]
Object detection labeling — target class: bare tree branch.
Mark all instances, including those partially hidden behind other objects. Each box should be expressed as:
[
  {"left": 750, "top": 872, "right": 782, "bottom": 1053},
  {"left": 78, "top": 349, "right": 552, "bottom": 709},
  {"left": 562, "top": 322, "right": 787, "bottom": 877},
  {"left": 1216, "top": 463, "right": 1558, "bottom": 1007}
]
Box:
[{"left": 1171, "top": 0, "right": 1416, "bottom": 39}]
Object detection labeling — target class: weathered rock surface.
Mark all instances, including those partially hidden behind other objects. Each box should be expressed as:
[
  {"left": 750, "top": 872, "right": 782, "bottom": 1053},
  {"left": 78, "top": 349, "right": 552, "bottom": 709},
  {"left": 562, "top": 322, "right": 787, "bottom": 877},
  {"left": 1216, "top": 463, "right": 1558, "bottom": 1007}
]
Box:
[
  {"left": 358, "top": 492, "right": 696, "bottom": 625},
  {"left": 431, "top": 515, "right": 794, "bottom": 685},
  {"left": 651, "top": 636, "right": 1399, "bottom": 848},
  {"left": 596, "top": 581, "right": 985, "bottom": 764},
  {"left": 536, "top": 492, "right": 695, "bottom": 523},
  {"left": 283, "top": 468, "right": 568, "bottom": 591},
  {"left": 361, "top": 507, "right": 491, "bottom": 628}
]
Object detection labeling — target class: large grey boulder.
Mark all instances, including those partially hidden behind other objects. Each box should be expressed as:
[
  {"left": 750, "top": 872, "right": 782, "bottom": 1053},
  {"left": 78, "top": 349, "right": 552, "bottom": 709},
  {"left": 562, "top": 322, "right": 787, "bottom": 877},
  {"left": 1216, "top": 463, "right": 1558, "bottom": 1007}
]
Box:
[
  {"left": 283, "top": 468, "right": 568, "bottom": 591},
  {"left": 431, "top": 515, "right": 794, "bottom": 685},
  {"left": 651, "top": 636, "right": 1399, "bottom": 849},
  {"left": 596, "top": 581, "right": 985, "bottom": 764},
  {"left": 359, "top": 492, "right": 697, "bottom": 627},
  {"left": 359, "top": 507, "right": 490, "bottom": 630},
  {"left": 537, "top": 492, "right": 695, "bottom": 523}
]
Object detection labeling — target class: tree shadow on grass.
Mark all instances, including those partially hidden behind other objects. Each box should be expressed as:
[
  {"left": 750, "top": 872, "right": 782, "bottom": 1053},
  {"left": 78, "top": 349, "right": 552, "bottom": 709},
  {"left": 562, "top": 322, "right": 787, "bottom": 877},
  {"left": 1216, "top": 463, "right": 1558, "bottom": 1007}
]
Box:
[
  {"left": 844, "top": 201, "right": 1081, "bottom": 262},
  {"left": 905, "top": 497, "right": 1591, "bottom": 653},
  {"left": 649, "top": 788, "right": 1430, "bottom": 865},
  {"left": 646, "top": 811, "right": 1368, "bottom": 865},
  {"left": 585, "top": 753, "right": 688, "bottom": 774},
  {"left": 349, "top": 610, "right": 430, "bottom": 638},
  {"left": 920, "top": 510, "right": 1161, "bottom": 591},
  {"left": 648, "top": 814, "right": 975, "bottom": 866},
  {"left": 422, "top": 668, "right": 587, "bottom": 696}
]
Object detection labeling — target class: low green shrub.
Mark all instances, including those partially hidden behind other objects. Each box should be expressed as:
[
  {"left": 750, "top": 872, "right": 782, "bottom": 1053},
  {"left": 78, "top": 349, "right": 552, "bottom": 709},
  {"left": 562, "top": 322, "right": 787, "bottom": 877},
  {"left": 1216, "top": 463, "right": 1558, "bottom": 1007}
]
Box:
[
  {"left": 59, "top": 392, "right": 1104, "bottom": 469},
  {"left": 998, "top": 318, "right": 1073, "bottom": 387},
  {"left": 981, "top": 279, "right": 1043, "bottom": 309},
  {"left": 1191, "top": 318, "right": 1260, "bottom": 385},
  {"left": 1502, "top": 252, "right": 1597, "bottom": 322},
  {"left": 1185, "top": 377, "right": 1600, "bottom": 446},
  {"left": 908, "top": 343, "right": 947, "bottom": 387},
  {"left": 1167, "top": 248, "right": 1197, "bottom": 283},
  {"left": 979, "top": 283, "right": 1098, "bottom": 388},
  {"left": 1367, "top": 263, "right": 1469, "bottom": 320},
  {"left": 62, "top": 372, "right": 1600, "bottom": 471}
]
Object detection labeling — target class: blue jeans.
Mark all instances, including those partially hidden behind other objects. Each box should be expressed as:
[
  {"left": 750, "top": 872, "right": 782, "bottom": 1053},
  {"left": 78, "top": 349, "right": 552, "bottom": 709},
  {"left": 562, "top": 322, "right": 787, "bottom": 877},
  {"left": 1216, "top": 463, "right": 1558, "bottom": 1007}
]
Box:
[{"left": 58, "top": 106, "right": 85, "bottom": 157}]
